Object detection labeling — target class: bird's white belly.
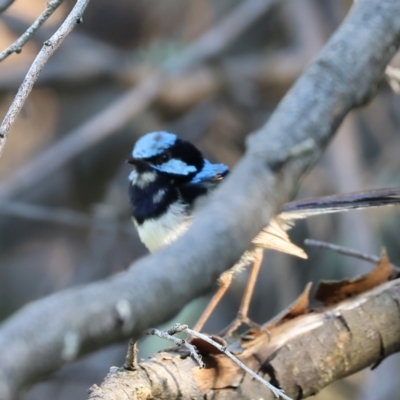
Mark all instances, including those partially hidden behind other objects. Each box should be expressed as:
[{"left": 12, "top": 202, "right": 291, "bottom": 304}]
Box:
[{"left": 135, "top": 202, "right": 191, "bottom": 252}]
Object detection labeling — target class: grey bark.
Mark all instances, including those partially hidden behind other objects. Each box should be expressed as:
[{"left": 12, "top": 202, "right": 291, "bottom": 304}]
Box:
[{"left": 0, "top": 0, "right": 399, "bottom": 399}]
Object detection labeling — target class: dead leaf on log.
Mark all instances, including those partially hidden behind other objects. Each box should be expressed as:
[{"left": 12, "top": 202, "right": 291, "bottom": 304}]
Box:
[
  {"left": 192, "top": 353, "right": 244, "bottom": 391},
  {"left": 315, "top": 250, "right": 394, "bottom": 306},
  {"left": 264, "top": 282, "right": 312, "bottom": 330}
]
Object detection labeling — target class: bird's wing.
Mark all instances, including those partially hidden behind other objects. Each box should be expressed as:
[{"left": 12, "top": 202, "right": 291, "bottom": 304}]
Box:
[
  {"left": 177, "top": 161, "right": 228, "bottom": 209},
  {"left": 190, "top": 160, "right": 229, "bottom": 185}
]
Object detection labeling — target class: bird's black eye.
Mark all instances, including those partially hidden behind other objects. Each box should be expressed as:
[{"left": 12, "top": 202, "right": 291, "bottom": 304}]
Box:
[{"left": 158, "top": 153, "right": 170, "bottom": 163}]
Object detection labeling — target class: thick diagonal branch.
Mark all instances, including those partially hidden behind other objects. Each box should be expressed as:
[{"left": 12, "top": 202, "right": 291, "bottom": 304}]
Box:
[{"left": 0, "top": 0, "right": 399, "bottom": 399}]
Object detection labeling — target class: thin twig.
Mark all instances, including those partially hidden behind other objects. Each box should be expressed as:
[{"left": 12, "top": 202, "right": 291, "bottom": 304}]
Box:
[
  {"left": 0, "top": 0, "right": 278, "bottom": 199},
  {"left": 305, "top": 239, "right": 380, "bottom": 263},
  {"left": 0, "top": 0, "right": 14, "bottom": 14},
  {"left": 304, "top": 239, "right": 400, "bottom": 272},
  {"left": 146, "top": 325, "right": 205, "bottom": 369},
  {"left": 0, "top": 0, "right": 91, "bottom": 158},
  {"left": 0, "top": 0, "right": 64, "bottom": 62}
]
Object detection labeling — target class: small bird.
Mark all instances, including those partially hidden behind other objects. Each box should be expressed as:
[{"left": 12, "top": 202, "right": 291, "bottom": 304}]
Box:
[{"left": 127, "top": 131, "right": 400, "bottom": 332}]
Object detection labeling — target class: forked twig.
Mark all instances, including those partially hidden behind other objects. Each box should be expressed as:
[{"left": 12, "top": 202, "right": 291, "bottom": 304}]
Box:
[
  {"left": 146, "top": 325, "right": 205, "bottom": 369},
  {"left": 147, "top": 323, "right": 293, "bottom": 400},
  {"left": 0, "top": 0, "right": 91, "bottom": 157},
  {"left": 0, "top": 0, "right": 65, "bottom": 62}
]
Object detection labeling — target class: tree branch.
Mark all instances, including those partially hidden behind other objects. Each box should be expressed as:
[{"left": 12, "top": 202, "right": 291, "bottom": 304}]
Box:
[
  {"left": 88, "top": 278, "right": 400, "bottom": 399},
  {"left": 305, "top": 239, "right": 400, "bottom": 272},
  {"left": 0, "top": 0, "right": 279, "bottom": 198},
  {"left": 0, "top": 0, "right": 65, "bottom": 62},
  {"left": 0, "top": 0, "right": 91, "bottom": 157},
  {"left": 0, "top": 0, "right": 399, "bottom": 399}
]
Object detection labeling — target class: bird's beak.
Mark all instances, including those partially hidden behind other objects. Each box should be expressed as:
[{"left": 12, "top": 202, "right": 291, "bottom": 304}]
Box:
[{"left": 126, "top": 157, "right": 144, "bottom": 166}]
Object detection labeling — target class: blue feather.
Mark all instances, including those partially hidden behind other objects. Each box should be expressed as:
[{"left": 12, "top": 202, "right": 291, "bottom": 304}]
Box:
[
  {"left": 133, "top": 131, "right": 177, "bottom": 159},
  {"left": 154, "top": 159, "right": 197, "bottom": 175},
  {"left": 191, "top": 159, "right": 229, "bottom": 183}
]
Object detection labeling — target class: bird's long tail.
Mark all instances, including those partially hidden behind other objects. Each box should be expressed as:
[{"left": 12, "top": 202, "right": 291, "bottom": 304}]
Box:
[
  {"left": 279, "top": 187, "right": 400, "bottom": 220},
  {"left": 251, "top": 188, "right": 400, "bottom": 261}
]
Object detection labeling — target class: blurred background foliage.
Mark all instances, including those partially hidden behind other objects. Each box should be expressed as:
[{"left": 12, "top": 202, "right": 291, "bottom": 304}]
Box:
[{"left": 0, "top": 0, "right": 400, "bottom": 399}]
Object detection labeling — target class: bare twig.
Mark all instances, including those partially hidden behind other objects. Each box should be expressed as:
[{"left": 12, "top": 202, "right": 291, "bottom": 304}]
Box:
[
  {"left": 304, "top": 239, "right": 400, "bottom": 272},
  {"left": 147, "top": 325, "right": 205, "bottom": 369},
  {"left": 0, "top": 0, "right": 91, "bottom": 157},
  {"left": 0, "top": 0, "right": 14, "bottom": 14},
  {"left": 0, "top": 0, "right": 65, "bottom": 63},
  {"left": 305, "top": 238, "right": 380, "bottom": 263},
  {"left": 0, "top": 0, "right": 278, "bottom": 198}
]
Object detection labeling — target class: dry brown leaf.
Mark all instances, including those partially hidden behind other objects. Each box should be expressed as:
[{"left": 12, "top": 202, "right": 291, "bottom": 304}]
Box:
[
  {"left": 192, "top": 354, "right": 244, "bottom": 391},
  {"left": 315, "top": 250, "right": 393, "bottom": 306},
  {"left": 264, "top": 282, "right": 312, "bottom": 330}
]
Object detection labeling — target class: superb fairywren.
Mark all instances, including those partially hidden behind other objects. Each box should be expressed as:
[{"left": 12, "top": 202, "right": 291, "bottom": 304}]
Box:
[
  {"left": 127, "top": 131, "right": 230, "bottom": 254},
  {"left": 128, "top": 131, "right": 400, "bottom": 333}
]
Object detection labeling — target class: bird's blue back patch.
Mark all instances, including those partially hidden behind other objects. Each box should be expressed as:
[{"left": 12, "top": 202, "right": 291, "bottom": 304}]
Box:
[
  {"left": 154, "top": 159, "right": 197, "bottom": 175},
  {"left": 133, "top": 131, "right": 177, "bottom": 159},
  {"left": 191, "top": 159, "right": 229, "bottom": 183}
]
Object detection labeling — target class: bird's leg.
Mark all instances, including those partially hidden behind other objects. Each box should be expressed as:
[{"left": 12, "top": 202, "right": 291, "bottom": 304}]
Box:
[
  {"left": 220, "top": 249, "right": 264, "bottom": 336},
  {"left": 192, "top": 272, "right": 233, "bottom": 332}
]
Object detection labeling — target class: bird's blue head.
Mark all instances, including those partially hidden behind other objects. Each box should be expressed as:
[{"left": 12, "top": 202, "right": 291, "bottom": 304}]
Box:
[
  {"left": 127, "top": 131, "right": 229, "bottom": 225},
  {"left": 128, "top": 131, "right": 205, "bottom": 183},
  {"left": 128, "top": 131, "right": 229, "bottom": 186}
]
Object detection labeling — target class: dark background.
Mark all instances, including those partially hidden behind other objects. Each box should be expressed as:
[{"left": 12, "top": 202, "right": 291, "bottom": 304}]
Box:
[{"left": 0, "top": 0, "right": 399, "bottom": 399}]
